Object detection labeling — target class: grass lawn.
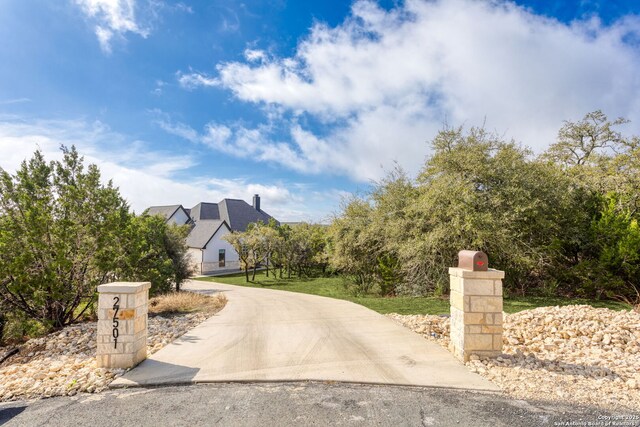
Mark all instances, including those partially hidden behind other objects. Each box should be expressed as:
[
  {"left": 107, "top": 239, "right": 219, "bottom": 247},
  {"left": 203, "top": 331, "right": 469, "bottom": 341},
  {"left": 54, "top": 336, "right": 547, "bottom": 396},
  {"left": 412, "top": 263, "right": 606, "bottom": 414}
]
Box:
[{"left": 195, "top": 271, "right": 632, "bottom": 315}]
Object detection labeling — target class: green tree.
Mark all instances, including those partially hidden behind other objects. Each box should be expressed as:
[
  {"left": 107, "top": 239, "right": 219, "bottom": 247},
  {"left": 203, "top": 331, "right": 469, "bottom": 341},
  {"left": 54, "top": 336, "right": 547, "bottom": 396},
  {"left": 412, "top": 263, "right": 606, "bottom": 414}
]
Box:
[
  {"left": 282, "top": 223, "right": 327, "bottom": 276},
  {"left": 116, "top": 215, "right": 193, "bottom": 295},
  {"left": 164, "top": 223, "right": 194, "bottom": 292},
  {"left": 607, "top": 136, "right": 640, "bottom": 217},
  {"left": 328, "top": 113, "right": 639, "bottom": 301},
  {"left": 329, "top": 127, "right": 584, "bottom": 297},
  {"left": 259, "top": 220, "right": 280, "bottom": 278},
  {"left": 0, "top": 147, "right": 195, "bottom": 332},
  {"left": 543, "top": 110, "right": 628, "bottom": 167},
  {"left": 0, "top": 147, "right": 129, "bottom": 328},
  {"left": 308, "top": 223, "right": 331, "bottom": 275},
  {"left": 223, "top": 231, "right": 252, "bottom": 282},
  {"left": 244, "top": 222, "right": 271, "bottom": 281},
  {"left": 405, "top": 126, "right": 582, "bottom": 295},
  {"left": 542, "top": 111, "right": 640, "bottom": 300},
  {"left": 562, "top": 195, "right": 640, "bottom": 300},
  {"left": 367, "top": 166, "right": 415, "bottom": 295},
  {"left": 328, "top": 197, "right": 380, "bottom": 294},
  {"left": 271, "top": 223, "right": 291, "bottom": 278}
]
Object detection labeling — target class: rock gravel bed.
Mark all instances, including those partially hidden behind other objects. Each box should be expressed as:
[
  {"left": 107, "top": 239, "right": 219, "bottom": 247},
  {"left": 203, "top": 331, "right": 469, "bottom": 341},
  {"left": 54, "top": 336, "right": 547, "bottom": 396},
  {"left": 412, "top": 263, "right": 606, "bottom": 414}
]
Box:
[
  {"left": 387, "top": 305, "right": 640, "bottom": 410},
  {"left": 0, "top": 311, "right": 213, "bottom": 402}
]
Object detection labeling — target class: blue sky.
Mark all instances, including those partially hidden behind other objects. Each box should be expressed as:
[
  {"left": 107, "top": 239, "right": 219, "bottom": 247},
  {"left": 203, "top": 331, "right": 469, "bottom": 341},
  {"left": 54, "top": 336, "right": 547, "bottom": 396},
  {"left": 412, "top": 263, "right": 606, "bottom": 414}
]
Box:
[{"left": 1, "top": 0, "right": 639, "bottom": 222}]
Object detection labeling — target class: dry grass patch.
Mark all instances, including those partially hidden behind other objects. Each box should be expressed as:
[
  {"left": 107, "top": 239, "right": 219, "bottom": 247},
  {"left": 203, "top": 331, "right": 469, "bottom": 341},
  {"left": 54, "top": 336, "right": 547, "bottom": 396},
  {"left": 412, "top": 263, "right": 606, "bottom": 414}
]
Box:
[{"left": 148, "top": 291, "right": 227, "bottom": 316}]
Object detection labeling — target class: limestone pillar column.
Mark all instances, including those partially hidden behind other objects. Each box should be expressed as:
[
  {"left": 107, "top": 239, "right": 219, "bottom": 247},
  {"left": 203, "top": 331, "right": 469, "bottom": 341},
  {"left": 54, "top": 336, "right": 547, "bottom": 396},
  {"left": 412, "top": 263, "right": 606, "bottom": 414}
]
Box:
[
  {"left": 449, "top": 268, "right": 505, "bottom": 362},
  {"left": 96, "top": 282, "right": 150, "bottom": 369}
]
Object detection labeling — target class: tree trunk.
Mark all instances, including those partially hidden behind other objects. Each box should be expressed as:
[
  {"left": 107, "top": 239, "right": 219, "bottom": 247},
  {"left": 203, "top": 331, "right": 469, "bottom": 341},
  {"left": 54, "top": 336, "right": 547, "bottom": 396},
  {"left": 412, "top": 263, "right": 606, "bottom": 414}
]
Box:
[
  {"left": 266, "top": 256, "right": 269, "bottom": 278},
  {"left": 0, "top": 312, "right": 5, "bottom": 345},
  {"left": 245, "top": 264, "right": 250, "bottom": 282}
]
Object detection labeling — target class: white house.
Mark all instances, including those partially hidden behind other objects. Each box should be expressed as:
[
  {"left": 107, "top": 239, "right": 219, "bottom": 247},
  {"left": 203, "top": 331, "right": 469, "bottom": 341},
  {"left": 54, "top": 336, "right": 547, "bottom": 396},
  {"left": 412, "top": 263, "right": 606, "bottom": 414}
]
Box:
[
  {"left": 185, "top": 219, "right": 237, "bottom": 274},
  {"left": 145, "top": 194, "right": 278, "bottom": 274}
]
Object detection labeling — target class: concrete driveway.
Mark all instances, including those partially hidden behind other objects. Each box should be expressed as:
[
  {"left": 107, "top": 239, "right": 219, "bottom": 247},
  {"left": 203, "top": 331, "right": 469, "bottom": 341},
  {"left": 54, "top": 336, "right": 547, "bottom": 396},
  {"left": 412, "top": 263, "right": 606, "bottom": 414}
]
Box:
[{"left": 112, "top": 280, "right": 498, "bottom": 391}]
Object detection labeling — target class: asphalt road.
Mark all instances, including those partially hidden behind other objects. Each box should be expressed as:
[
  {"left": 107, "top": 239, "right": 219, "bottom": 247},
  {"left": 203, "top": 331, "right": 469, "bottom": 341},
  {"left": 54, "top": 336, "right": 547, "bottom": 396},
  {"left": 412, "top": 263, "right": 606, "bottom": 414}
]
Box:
[
  {"left": 2, "top": 382, "right": 637, "bottom": 427},
  {"left": 113, "top": 280, "right": 495, "bottom": 391}
]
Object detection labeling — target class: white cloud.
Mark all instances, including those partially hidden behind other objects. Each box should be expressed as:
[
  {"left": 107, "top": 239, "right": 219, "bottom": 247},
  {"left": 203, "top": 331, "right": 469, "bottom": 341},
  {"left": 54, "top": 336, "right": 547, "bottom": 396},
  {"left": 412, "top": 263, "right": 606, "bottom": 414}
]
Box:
[
  {"left": 157, "top": 117, "right": 318, "bottom": 173},
  {"left": 0, "top": 117, "right": 331, "bottom": 221},
  {"left": 157, "top": 119, "right": 200, "bottom": 143},
  {"left": 202, "top": 124, "right": 232, "bottom": 149},
  {"left": 244, "top": 49, "right": 266, "bottom": 62},
  {"left": 75, "top": 0, "right": 150, "bottom": 53},
  {"left": 176, "top": 71, "right": 220, "bottom": 90},
  {"left": 181, "top": 0, "right": 640, "bottom": 182},
  {"left": 218, "top": 7, "right": 240, "bottom": 33},
  {"left": 0, "top": 98, "right": 31, "bottom": 105},
  {"left": 151, "top": 79, "right": 166, "bottom": 96},
  {"left": 174, "top": 3, "right": 193, "bottom": 14}
]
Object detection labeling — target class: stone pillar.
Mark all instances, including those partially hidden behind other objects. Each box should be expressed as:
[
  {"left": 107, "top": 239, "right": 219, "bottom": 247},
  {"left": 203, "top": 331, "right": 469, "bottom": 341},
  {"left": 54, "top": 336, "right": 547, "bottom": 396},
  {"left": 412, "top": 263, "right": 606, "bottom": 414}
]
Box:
[
  {"left": 97, "top": 282, "right": 150, "bottom": 369},
  {"left": 449, "top": 268, "right": 504, "bottom": 362}
]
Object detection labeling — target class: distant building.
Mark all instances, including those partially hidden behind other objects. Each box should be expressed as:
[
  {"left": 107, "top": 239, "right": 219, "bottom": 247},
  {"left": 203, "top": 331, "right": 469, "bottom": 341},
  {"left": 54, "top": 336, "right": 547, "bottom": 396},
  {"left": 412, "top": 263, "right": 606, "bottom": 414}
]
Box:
[{"left": 145, "top": 194, "right": 278, "bottom": 274}]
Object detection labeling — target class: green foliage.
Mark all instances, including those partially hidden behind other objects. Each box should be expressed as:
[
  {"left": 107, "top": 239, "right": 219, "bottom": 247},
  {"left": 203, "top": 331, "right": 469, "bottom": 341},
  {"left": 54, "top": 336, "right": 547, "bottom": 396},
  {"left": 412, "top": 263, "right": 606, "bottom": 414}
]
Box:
[
  {"left": 328, "top": 167, "right": 416, "bottom": 296},
  {"left": 245, "top": 221, "right": 276, "bottom": 281},
  {"left": 1, "top": 310, "right": 48, "bottom": 343},
  {"left": 543, "top": 110, "right": 628, "bottom": 167},
  {"left": 222, "top": 229, "right": 253, "bottom": 281},
  {"left": 116, "top": 215, "right": 193, "bottom": 295},
  {"left": 328, "top": 197, "right": 379, "bottom": 294},
  {"left": 0, "top": 147, "right": 129, "bottom": 328},
  {"left": 330, "top": 128, "right": 581, "bottom": 296},
  {"left": 0, "top": 147, "right": 196, "bottom": 331},
  {"left": 543, "top": 111, "right": 640, "bottom": 301},
  {"left": 328, "top": 111, "right": 640, "bottom": 301},
  {"left": 224, "top": 220, "right": 330, "bottom": 282},
  {"left": 408, "top": 126, "right": 582, "bottom": 295},
  {"left": 163, "top": 223, "right": 194, "bottom": 292},
  {"left": 287, "top": 222, "right": 330, "bottom": 276},
  {"left": 569, "top": 194, "right": 640, "bottom": 299}
]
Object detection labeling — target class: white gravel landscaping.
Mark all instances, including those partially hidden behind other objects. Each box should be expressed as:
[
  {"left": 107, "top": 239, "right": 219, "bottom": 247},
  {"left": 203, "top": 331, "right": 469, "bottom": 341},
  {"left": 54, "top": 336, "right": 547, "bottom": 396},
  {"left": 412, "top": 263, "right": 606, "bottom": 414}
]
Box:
[
  {"left": 387, "top": 305, "right": 640, "bottom": 410},
  {"left": 0, "top": 311, "right": 214, "bottom": 402}
]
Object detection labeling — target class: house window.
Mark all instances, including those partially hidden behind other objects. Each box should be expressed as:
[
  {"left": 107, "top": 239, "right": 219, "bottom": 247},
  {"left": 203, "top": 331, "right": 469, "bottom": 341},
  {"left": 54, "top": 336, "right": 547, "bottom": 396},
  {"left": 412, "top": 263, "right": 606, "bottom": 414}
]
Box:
[{"left": 219, "top": 249, "right": 225, "bottom": 268}]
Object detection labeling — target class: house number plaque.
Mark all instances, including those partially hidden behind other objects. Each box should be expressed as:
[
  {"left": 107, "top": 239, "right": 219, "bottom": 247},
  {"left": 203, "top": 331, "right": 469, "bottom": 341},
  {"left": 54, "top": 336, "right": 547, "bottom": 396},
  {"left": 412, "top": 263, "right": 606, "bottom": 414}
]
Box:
[{"left": 112, "top": 296, "right": 120, "bottom": 349}]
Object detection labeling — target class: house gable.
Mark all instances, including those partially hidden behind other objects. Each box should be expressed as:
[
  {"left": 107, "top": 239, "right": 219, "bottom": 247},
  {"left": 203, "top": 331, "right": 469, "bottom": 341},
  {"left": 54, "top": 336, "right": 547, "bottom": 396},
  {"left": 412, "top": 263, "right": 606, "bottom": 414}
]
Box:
[
  {"left": 186, "top": 219, "right": 229, "bottom": 249},
  {"left": 145, "top": 204, "right": 191, "bottom": 225},
  {"left": 168, "top": 206, "right": 191, "bottom": 225},
  {"left": 201, "top": 220, "right": 232, "bottom": 250}
]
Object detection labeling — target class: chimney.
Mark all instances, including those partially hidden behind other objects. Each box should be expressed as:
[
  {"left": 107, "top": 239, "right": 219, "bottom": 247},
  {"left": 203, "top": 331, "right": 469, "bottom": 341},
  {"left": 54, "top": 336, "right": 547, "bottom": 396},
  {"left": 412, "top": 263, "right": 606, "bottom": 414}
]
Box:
[{"left": 253, "top": 194, "right": 261, "bottom": 211}]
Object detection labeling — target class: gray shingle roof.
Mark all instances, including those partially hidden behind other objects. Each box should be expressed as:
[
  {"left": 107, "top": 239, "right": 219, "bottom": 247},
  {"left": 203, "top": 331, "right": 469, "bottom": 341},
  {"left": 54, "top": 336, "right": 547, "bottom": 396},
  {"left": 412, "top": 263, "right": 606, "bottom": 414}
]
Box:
[
  {"left": 188, "top": 199, "right": 276, "bottom": 232},
  {"left": 190, "top": 202, "right": 220, "bottom": 221},
  {"left": 185, "top": 220, "right": 228, "bottom": 249},
  {"left": 218, "top": 199, "right": 275, "bottom": 232},
  {"left": 145, "top": 205, "right": 182, "bottom": 220}
]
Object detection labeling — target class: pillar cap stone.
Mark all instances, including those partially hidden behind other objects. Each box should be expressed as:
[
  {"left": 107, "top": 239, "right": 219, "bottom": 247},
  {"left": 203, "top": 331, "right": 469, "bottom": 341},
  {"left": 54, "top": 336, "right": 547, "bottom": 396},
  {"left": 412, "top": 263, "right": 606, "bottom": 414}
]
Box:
[
  {"left": 97, "top": 282, "right": 151, "bottom": 294},
  {"left": 448, "top": 268, "right": 505, "bottom": 279}
]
